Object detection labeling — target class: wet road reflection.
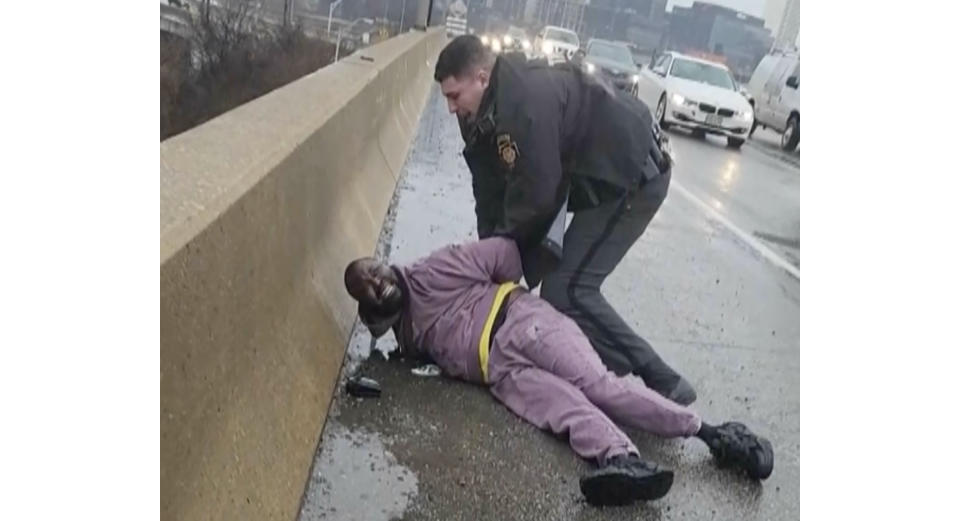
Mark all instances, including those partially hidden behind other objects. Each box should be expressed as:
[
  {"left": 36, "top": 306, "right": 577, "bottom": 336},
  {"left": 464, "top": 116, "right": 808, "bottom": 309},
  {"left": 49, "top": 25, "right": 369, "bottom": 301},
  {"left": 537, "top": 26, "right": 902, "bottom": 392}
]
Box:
[{"left": 666, "top": 126, "right": 800, "bottom": 267}]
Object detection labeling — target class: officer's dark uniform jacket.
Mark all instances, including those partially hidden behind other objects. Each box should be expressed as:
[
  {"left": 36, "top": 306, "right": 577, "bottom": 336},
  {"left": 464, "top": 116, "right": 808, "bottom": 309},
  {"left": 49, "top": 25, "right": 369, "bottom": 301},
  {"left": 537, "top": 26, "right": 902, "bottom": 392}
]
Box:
[{"left": 461, "top": 53, "right": 670, "bottom": 286}]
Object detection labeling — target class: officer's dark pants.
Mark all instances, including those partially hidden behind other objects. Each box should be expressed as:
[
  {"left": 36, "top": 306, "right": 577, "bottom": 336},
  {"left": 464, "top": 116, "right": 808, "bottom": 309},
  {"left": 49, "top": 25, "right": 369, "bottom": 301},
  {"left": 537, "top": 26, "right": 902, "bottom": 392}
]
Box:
[{"left": 539, "top": 171, "right": 687, "bottom": 393}]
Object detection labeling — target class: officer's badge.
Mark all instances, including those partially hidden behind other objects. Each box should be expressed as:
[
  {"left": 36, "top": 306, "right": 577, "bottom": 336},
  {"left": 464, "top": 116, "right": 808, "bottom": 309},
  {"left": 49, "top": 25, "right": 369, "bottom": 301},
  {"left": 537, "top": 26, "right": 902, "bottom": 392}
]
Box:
[{"left": 497, "top": 134, "right": 519, "bottom": 170}]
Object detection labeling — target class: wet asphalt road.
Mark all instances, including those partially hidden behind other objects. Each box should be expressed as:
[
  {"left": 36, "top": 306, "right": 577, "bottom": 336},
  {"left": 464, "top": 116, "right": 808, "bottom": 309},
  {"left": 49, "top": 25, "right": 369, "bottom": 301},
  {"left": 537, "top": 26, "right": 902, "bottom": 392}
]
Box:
[
  {"left": 299, "top": 87, "right": 800, "bottom": 521},
  {"left": 664, "top": 125, "right": 800, "bottom": 269}
]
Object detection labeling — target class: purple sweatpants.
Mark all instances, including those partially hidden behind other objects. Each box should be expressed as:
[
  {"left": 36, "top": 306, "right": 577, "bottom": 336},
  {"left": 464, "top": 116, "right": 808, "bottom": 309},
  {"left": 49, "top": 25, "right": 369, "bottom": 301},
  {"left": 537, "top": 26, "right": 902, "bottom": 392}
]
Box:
[{"left": 487, "top": 293, "right": 701, "bottom": 464}]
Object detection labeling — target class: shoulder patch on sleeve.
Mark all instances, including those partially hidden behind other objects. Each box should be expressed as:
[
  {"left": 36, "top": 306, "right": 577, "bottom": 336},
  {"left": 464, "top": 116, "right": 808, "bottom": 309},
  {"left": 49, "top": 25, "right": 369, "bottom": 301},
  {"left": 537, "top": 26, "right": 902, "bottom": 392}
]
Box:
[{"left": 496, "top": 133, "right": 519, "bottom": 170}]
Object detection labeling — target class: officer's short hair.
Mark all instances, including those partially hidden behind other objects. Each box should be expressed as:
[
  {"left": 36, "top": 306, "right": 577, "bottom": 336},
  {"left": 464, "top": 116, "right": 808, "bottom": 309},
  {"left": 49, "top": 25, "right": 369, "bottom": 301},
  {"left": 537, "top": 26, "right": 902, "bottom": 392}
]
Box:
[{"left": 434, "top": 35, "right": 494, "bottom": 82}]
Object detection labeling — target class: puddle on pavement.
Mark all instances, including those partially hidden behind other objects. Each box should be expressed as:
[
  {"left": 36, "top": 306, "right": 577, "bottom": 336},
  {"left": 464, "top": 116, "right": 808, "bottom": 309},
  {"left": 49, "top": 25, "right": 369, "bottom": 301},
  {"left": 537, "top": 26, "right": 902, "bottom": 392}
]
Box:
[{"left": 299, "top": 421, "right": 417, "bottom": 521}]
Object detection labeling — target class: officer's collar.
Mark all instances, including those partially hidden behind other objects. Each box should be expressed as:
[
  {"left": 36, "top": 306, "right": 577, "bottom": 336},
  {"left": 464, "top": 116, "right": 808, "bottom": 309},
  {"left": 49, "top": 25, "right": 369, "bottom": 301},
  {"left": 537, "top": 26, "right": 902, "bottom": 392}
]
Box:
[{"left": 466, "top": 57, "right": 502, "bottom": 145}]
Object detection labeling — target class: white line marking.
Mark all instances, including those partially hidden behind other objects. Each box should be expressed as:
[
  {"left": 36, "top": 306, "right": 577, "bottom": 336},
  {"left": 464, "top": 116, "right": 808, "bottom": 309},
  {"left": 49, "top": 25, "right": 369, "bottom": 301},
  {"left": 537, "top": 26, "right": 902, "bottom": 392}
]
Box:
[{"left": 670, "top": 180, "right": 800, "bottom": 280}]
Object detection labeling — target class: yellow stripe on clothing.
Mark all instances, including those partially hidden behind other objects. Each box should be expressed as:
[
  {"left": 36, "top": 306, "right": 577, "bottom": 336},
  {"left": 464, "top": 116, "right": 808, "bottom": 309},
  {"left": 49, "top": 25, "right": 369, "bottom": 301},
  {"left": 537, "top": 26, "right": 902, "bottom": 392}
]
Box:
[{"left": 478, "top": 282, "right": 519, "bottom": 383}]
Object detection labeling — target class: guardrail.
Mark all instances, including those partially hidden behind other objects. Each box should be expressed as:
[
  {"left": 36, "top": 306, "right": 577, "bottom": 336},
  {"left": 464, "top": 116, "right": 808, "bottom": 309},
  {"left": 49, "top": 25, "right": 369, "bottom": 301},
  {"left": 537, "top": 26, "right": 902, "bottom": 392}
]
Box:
[{"left": 160, "top": 27, "right": 446, "bottom": 521}]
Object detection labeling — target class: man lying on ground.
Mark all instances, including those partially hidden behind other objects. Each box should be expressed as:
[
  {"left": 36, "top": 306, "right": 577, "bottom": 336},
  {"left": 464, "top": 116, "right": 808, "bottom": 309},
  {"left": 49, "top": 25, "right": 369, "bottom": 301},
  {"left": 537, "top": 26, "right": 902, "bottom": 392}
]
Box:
[{"left": 343, "top": 237, "right": 773, "bottom": 506}]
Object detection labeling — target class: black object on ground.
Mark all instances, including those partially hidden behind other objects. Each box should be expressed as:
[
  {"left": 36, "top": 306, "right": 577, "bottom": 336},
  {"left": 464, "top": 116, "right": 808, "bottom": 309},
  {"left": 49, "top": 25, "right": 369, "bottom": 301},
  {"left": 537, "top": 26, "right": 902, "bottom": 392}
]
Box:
[{"left": 345, "top": 376, "right": 382, "bottom": 398}]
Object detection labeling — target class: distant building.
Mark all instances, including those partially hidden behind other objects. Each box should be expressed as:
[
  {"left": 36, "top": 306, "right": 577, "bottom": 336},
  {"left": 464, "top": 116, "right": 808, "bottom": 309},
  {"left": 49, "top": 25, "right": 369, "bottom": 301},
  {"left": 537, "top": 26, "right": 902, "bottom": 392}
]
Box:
[
  {"left": 528, "top": 0, "right": 588, "bottom": 34},
  {"left": 463, "top": 0, "right": 583, "bottom": 34},
  {"left": 581, "top": 0, "right": 667, "bottom": 48},
  {"left": 493, "top": 0, "right": 527, "bottom": 22},
  {"left": 664, "top": 1, "right": 773, "bottom": 82},
  {"left": 523, "top": 0, "right": 537, "bottom": 23}
]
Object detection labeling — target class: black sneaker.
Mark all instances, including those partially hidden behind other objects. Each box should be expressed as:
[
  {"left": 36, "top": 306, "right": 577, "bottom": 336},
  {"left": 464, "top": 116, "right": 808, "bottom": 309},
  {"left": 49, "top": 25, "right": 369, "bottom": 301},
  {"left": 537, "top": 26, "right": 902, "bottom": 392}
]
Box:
[
  {"left": 707, "top": 422, "right": 774, "bottom": 480},
  {"left": 579, "top": 454, "right": 674, "bottom": 506}
]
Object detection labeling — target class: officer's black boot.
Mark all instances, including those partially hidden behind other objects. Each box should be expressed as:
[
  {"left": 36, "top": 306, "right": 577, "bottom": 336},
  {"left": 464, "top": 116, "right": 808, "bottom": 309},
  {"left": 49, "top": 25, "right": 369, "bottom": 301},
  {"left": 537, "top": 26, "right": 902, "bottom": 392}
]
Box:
[
  {"left": 698, "top": 422, "right": 774, "bottom": 480},
  {"left": 579, "top": 453, "right": 674, "bottom": 506}
]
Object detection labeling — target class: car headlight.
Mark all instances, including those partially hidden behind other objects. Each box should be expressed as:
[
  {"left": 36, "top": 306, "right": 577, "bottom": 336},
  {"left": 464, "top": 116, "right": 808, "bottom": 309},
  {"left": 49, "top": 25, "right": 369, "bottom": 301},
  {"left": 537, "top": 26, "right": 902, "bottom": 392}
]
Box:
[
  {"left": 736, "top": 110, "right": 753, "bottom": 121},
  {"left": 491, "top": 39, "right": 502, "bottom": 53},
  {"left": 503, "top": 35, "right": 514, "bottom": 46},
  {"left": 671, "top": 93, "right": 685, "bottom": 105},
  {"left": 480, "top": 35, "right": 490, "bottom": 46},
  {"left": 542, "top": 41, "right": 553, "bottom": 54},
  {"left": 631, "top": 74, "right": 640, "bottom": 83},
  {"left": 521, "top": 39, "right": 531, "bottom": 50},
  {"left": 585, "top": 62, "right": 596, "bottom": 74}
]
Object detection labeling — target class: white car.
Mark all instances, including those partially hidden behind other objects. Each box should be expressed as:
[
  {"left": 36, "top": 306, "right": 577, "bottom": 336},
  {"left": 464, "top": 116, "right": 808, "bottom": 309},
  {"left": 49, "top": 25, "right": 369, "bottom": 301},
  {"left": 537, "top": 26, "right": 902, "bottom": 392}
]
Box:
[
  {"left": 533, "top": 25, "right": 580, "bottom": 65},
  {"left": 636, "top": 51, "right": 754, "bottom": 149},
  {"left": 747, "top": 51, "right": 799, "bottom": 151}
]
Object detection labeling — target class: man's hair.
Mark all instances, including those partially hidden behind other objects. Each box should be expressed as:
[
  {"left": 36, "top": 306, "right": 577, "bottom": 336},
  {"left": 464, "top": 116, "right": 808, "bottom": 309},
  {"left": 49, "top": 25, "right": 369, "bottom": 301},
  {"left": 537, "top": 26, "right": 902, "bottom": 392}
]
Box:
[
  {"left": 343, "top": 257, "right": 376, "bottom": 300},
  {"left": 434, "top": 35, "right": 494, "bottom": 82}
]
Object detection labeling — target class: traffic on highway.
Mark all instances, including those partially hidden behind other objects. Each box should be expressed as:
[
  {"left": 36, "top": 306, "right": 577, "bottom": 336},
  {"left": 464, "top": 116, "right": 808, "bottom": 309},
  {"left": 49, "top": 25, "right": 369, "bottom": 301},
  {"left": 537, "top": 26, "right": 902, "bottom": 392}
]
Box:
[{"left": 472, "top": 18, "right": 799, "bottom": 153}]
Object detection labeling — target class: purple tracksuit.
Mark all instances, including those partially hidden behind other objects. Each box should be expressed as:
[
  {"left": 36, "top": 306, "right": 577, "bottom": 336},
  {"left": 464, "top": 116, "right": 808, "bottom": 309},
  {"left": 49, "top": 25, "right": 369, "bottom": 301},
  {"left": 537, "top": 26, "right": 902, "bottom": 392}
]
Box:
[{"left": 391, "top": 237, "right": 701, "bottom": 464}]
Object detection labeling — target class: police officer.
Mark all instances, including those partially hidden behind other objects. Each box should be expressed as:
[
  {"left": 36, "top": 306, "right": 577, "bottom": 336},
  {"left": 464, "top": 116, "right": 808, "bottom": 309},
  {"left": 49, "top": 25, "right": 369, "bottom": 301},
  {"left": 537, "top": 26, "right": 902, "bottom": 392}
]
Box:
[{"left": 433, "top": 35, "right": 696, "bottom": 405}]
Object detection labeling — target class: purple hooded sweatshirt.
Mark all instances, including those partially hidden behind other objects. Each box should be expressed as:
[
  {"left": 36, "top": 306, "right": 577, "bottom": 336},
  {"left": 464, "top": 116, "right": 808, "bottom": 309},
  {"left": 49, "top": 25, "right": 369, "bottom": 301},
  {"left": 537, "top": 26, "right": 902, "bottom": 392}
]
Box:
[{"left": 391, "top": 237, "right": 522, "bottom": 383}]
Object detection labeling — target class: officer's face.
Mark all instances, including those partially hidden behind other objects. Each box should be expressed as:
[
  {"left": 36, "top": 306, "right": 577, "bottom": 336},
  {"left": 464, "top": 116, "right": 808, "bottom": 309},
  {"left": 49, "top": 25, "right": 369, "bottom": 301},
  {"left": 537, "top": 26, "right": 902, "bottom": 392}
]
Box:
[{"left": 440, "top": 67, "right": 489, "bottom": 122}]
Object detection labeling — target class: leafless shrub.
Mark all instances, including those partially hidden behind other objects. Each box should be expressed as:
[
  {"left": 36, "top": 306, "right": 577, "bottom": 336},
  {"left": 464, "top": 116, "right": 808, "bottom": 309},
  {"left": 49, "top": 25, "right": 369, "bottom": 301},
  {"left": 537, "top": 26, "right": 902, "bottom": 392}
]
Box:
[{"left": 161, "top": 0, "right": 338, "bottom": 140}]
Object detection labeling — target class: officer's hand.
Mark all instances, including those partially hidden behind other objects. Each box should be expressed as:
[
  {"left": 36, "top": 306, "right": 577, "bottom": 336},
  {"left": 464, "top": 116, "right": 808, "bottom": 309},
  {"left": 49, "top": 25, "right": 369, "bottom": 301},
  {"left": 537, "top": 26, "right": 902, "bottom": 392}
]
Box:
[{"left": 652, "top": 123, "right": 675, "bottom": 170}]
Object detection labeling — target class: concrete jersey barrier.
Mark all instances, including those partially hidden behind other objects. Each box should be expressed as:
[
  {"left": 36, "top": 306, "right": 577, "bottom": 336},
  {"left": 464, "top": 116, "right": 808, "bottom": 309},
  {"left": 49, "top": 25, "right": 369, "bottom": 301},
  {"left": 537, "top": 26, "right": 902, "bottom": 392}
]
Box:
[{"left": 160, "top": 28, "right": 446, "bottom": 521}]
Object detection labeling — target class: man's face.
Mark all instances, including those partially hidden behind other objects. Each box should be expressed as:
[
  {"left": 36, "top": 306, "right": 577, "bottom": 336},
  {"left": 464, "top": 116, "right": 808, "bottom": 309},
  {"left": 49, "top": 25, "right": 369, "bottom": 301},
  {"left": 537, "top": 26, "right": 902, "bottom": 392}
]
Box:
[
  {"left": 345, "top": 259, "right": 401, "bottom": 313},
  {"left": 440, "top": 67, "right": 490, "bottom": 122},
  {"left": 344, "top": 259, "right": 403, "bottom": 337}
]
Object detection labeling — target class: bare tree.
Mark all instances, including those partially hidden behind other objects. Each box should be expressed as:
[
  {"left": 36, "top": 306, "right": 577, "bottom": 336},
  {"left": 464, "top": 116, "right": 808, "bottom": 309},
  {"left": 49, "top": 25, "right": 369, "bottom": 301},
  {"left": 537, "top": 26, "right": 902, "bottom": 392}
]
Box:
[
  {"left": 190, "top": 0, "right": 266, "bottom": 74},
  {"left": 162, "top": 0, "right": 338, "bottom": 140}
]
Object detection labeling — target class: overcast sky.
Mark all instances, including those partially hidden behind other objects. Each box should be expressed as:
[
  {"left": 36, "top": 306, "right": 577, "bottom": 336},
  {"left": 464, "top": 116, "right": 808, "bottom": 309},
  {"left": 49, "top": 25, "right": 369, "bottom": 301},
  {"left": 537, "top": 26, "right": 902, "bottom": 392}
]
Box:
[{"left": 666, "top": 0, "right": 768, "bottom": 19}]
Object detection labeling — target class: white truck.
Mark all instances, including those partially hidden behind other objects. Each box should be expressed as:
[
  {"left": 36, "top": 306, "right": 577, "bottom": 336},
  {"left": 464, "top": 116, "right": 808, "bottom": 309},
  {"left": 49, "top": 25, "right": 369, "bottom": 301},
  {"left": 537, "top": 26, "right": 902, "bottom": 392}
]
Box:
[
  {"left": 533, "top": 25, "right": 580, "bottom": 65},
  {"left": 746, "top": 50, "right": 800, "bottom": 151}
]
